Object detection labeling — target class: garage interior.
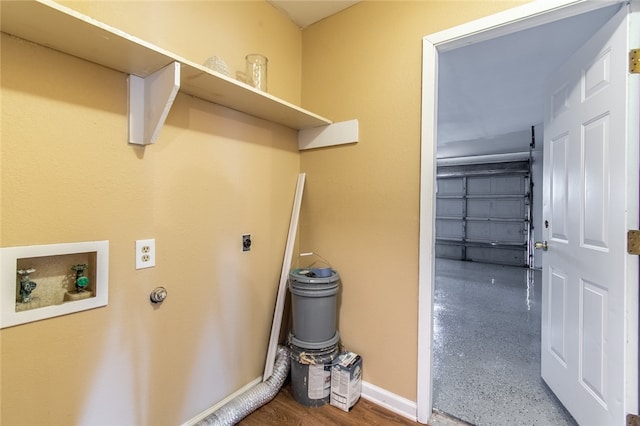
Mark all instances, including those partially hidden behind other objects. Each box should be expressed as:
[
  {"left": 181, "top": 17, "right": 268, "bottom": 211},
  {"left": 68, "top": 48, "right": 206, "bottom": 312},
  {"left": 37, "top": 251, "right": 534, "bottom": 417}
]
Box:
[{"left": 430, "top": 4, "right": 620, "bottom": 425}]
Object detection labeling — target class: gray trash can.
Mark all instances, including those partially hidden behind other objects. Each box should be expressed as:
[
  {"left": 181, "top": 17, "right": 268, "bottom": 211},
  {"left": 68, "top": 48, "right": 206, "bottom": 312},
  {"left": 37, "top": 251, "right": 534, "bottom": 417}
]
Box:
[{"left": 289, "top": 269, "right": 340, "bottom": 347}]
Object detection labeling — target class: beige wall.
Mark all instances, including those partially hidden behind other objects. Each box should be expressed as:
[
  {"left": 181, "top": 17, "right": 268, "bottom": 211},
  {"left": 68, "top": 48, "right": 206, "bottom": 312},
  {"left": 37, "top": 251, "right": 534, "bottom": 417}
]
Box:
[
  {"left": 300, "top": 0, "right": 529, "bottom": 401},
  {"left": 1, "top": 2, "right": 301, "bottom": 425},
  {"left": 1, "top": 1, "right": 530, "bottom": 424},
  {"left": 59, "top": 0, "right": 302, "bottom": 105}
]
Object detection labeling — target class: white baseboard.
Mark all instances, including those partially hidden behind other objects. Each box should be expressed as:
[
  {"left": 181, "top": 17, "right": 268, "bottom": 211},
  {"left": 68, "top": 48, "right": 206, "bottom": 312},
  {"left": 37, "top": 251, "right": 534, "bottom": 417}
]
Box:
[
  {"left": 361, "top": 380, "right": 418, "bottom": 422},
  {"left": 182, "top": 377, "right": 418, "bottom": 425},
  {"left": 181, "top": 376, "right": 262, "bottom": 426}
]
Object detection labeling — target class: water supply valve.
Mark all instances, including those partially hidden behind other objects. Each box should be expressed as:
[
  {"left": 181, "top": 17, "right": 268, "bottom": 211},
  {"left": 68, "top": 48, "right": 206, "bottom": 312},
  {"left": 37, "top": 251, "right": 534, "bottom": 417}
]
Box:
[
  {"left": 17, "top": 268, "right": 37, "bottom": 303},
  {"left": 71, "top": 264, "right": 89, "bottom": 292}
]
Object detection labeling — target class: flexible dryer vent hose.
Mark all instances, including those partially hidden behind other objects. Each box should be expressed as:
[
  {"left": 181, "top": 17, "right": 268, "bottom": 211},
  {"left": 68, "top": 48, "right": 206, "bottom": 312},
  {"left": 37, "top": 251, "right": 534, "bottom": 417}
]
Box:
[{"left": 196, "top": 345, "right": 291, "bottom": 426}]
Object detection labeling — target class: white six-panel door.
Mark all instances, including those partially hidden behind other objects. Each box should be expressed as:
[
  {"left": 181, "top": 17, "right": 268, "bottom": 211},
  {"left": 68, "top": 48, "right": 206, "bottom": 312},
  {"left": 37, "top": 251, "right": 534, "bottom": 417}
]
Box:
[{"left": 541, "top": 5, "right": 638, "bottom": 425}]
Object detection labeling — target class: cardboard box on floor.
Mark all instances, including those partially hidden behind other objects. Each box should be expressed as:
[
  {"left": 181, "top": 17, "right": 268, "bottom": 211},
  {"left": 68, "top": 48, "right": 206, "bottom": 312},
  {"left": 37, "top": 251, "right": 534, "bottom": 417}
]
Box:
[{"left": 330, "top": 351, "right": 362, "bottom": 412}]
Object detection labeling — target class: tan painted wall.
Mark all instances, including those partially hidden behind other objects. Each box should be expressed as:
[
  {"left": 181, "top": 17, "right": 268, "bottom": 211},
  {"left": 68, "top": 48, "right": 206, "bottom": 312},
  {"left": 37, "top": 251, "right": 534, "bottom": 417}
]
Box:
[
  {"left": 0, "top": 0, "right": 533, "bottom": 424},
  {"left": 0, "top": 2, "right": 301, "bottom": 425},
  {"left": 299, "top": 0, "right": 530, "bottom": 401}
]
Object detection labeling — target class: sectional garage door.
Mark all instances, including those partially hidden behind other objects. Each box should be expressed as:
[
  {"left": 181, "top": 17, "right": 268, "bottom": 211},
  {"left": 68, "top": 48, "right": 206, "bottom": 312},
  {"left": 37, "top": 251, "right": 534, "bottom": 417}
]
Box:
[{"left": 435, "top": 161, "right": 531, "bottom": 266}]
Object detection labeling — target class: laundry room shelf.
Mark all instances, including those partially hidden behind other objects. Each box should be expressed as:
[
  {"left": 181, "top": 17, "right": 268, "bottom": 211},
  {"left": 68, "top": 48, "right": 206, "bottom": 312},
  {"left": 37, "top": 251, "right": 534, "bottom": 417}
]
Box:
[{"left": 0, "top": 0, "right": 358, "bottom": 147}]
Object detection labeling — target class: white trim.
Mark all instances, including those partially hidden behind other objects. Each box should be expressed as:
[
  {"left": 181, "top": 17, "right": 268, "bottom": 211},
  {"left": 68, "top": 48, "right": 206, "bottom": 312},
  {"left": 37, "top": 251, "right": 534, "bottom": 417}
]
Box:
[
  {"left": 624, "top": 0, "right": 640, "bottom": 416},
  {"left": 361, "top": 381, "right": 417, "bottom": 422},
  {"left": 183, "top": 378, "right": 418, "bottom": 425},
  {"left": 417, "top": 0, "right": 626, "bottom": 423},
  {"left": 417, "top": 34, "right": 438, "bottom": 424},
  {"left": 427, "top": 0, "right": 621, "bottom": 50},
  {"left": 181, "top": 376, "right": 262, "bottom": 426}
]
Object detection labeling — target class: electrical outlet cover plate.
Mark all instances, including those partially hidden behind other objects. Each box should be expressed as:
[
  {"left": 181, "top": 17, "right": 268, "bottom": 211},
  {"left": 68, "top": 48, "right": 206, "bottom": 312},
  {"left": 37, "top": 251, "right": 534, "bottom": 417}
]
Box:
[{"left": 136, "top": 239, "right": 155, "bottom": 269}]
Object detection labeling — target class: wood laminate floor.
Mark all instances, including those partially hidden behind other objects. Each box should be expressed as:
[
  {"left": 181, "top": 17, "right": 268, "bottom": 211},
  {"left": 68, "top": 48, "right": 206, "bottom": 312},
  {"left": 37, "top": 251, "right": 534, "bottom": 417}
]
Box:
[{"left": 239, "top": 384, "right": 420, "bottom": 425}]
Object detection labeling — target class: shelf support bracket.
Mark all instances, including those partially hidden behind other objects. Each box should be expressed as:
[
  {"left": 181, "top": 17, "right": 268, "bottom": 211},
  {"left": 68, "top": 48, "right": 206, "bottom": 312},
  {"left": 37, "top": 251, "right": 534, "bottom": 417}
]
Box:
[
  {"left": 298, "top": 119, "right": 359, "bottom": 150},
  {"left": 128, "top": 62, "right": 180, "bottom": 145}
]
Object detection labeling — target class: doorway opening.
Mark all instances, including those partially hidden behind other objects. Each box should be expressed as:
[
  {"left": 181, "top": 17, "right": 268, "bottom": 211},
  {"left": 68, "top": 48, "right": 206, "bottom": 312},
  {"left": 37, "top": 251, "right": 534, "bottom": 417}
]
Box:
[{"left": 417, "top": 2, "right": 624, "bottom": 424}]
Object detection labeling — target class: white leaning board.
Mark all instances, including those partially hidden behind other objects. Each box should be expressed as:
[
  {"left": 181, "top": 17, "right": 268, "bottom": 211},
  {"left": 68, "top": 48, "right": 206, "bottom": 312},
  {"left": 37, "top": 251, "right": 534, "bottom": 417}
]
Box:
[{"left": 263, "top": 173, "right": 306, "bottom": 380}]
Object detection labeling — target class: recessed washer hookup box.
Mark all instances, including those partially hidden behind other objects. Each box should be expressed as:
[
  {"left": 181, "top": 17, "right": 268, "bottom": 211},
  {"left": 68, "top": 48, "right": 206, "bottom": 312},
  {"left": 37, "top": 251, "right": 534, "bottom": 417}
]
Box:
[{"left": 330, "top": 351, "right": 362, "bottom": 412}]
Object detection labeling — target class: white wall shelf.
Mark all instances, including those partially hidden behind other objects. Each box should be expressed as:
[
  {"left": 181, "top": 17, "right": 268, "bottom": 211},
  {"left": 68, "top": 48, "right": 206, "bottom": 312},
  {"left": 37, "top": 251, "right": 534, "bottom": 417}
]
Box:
[{"left": 1, "top": 0, "right": 358, "bottom": 147}]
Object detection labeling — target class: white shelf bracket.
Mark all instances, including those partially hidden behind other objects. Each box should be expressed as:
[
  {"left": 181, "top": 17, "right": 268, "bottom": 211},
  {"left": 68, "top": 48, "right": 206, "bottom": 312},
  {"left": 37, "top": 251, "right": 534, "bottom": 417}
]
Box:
[
  {"left": 298, "top": 119, "right": 359, "bottom": 150},
  {"left": 128, "top": 62, "right": 180, "bottom": 145}
]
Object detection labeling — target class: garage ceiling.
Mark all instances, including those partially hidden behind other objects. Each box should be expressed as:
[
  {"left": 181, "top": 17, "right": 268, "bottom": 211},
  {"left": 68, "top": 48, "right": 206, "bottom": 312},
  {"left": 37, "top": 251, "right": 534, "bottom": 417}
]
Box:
[{"left": 437, "top": 3, "right": 620, "bottom": 156}]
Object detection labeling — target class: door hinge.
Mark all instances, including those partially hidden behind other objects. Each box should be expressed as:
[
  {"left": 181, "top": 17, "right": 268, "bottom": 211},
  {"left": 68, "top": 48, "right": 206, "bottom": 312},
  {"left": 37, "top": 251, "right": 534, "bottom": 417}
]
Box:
[
  {"left": 627, "top": 230, "right": 640, "bottom": 254},
  {"left": 627, "top": 413, "right": 640, "bottom": 426},
  {"left": 631, "top": 49, "right": 640, "bottom": 74}
]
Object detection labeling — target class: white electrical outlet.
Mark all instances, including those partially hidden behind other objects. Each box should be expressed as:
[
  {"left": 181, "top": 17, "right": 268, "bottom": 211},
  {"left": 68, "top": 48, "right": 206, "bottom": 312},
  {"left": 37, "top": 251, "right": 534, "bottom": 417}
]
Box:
[{"left": 136, "top": 239, "right": 155, "bottom": 269}]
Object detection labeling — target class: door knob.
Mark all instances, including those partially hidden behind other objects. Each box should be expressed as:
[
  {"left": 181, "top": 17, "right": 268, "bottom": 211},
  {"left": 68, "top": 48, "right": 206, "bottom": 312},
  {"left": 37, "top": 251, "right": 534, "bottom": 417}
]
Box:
[{"left": 534, "top": 241, "right": 548, "bottom": 251}]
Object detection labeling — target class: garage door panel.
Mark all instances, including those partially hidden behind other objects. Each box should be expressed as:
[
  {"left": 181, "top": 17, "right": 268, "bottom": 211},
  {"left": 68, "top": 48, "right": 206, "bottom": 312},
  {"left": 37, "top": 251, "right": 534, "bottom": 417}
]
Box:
[
  {"left": 466, "top": 220, "right": 525, "bottom": 243},
  {"left": 467, "top": 175, "right": 525, "bottom": 195},
  {"left": 438, "top": 177, "right": 465, "bottom": 196},
  {"left": 436, "top": 162, "right": 530, "bottom": 267},
  {"left": 467, "top": 198, "right": 525, "bottom": 218},
  {"left": 436, "top": 199, "right": 465, "bottom": 217},
  {"left": 436, "top": 219, "right": 464, "bottom": 239},
  {"left": 435, "top": 243, "right": 464, "bottom": 259},
  {"left": 466, "top": 246, "right": 525, "bottom": 266}
]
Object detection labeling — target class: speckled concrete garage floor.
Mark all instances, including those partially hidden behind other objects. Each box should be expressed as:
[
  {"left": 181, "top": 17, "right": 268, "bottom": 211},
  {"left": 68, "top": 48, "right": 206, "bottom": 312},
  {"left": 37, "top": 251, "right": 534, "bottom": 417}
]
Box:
[{"left": 432, "top": 259, "right": 577, "bottom": 426}]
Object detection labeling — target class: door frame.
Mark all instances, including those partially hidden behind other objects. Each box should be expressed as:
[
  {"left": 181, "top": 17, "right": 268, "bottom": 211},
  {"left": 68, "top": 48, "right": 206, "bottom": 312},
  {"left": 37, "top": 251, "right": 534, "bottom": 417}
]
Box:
[{"left": 417, "top": 0, "right": 627, "bottom": 422}]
